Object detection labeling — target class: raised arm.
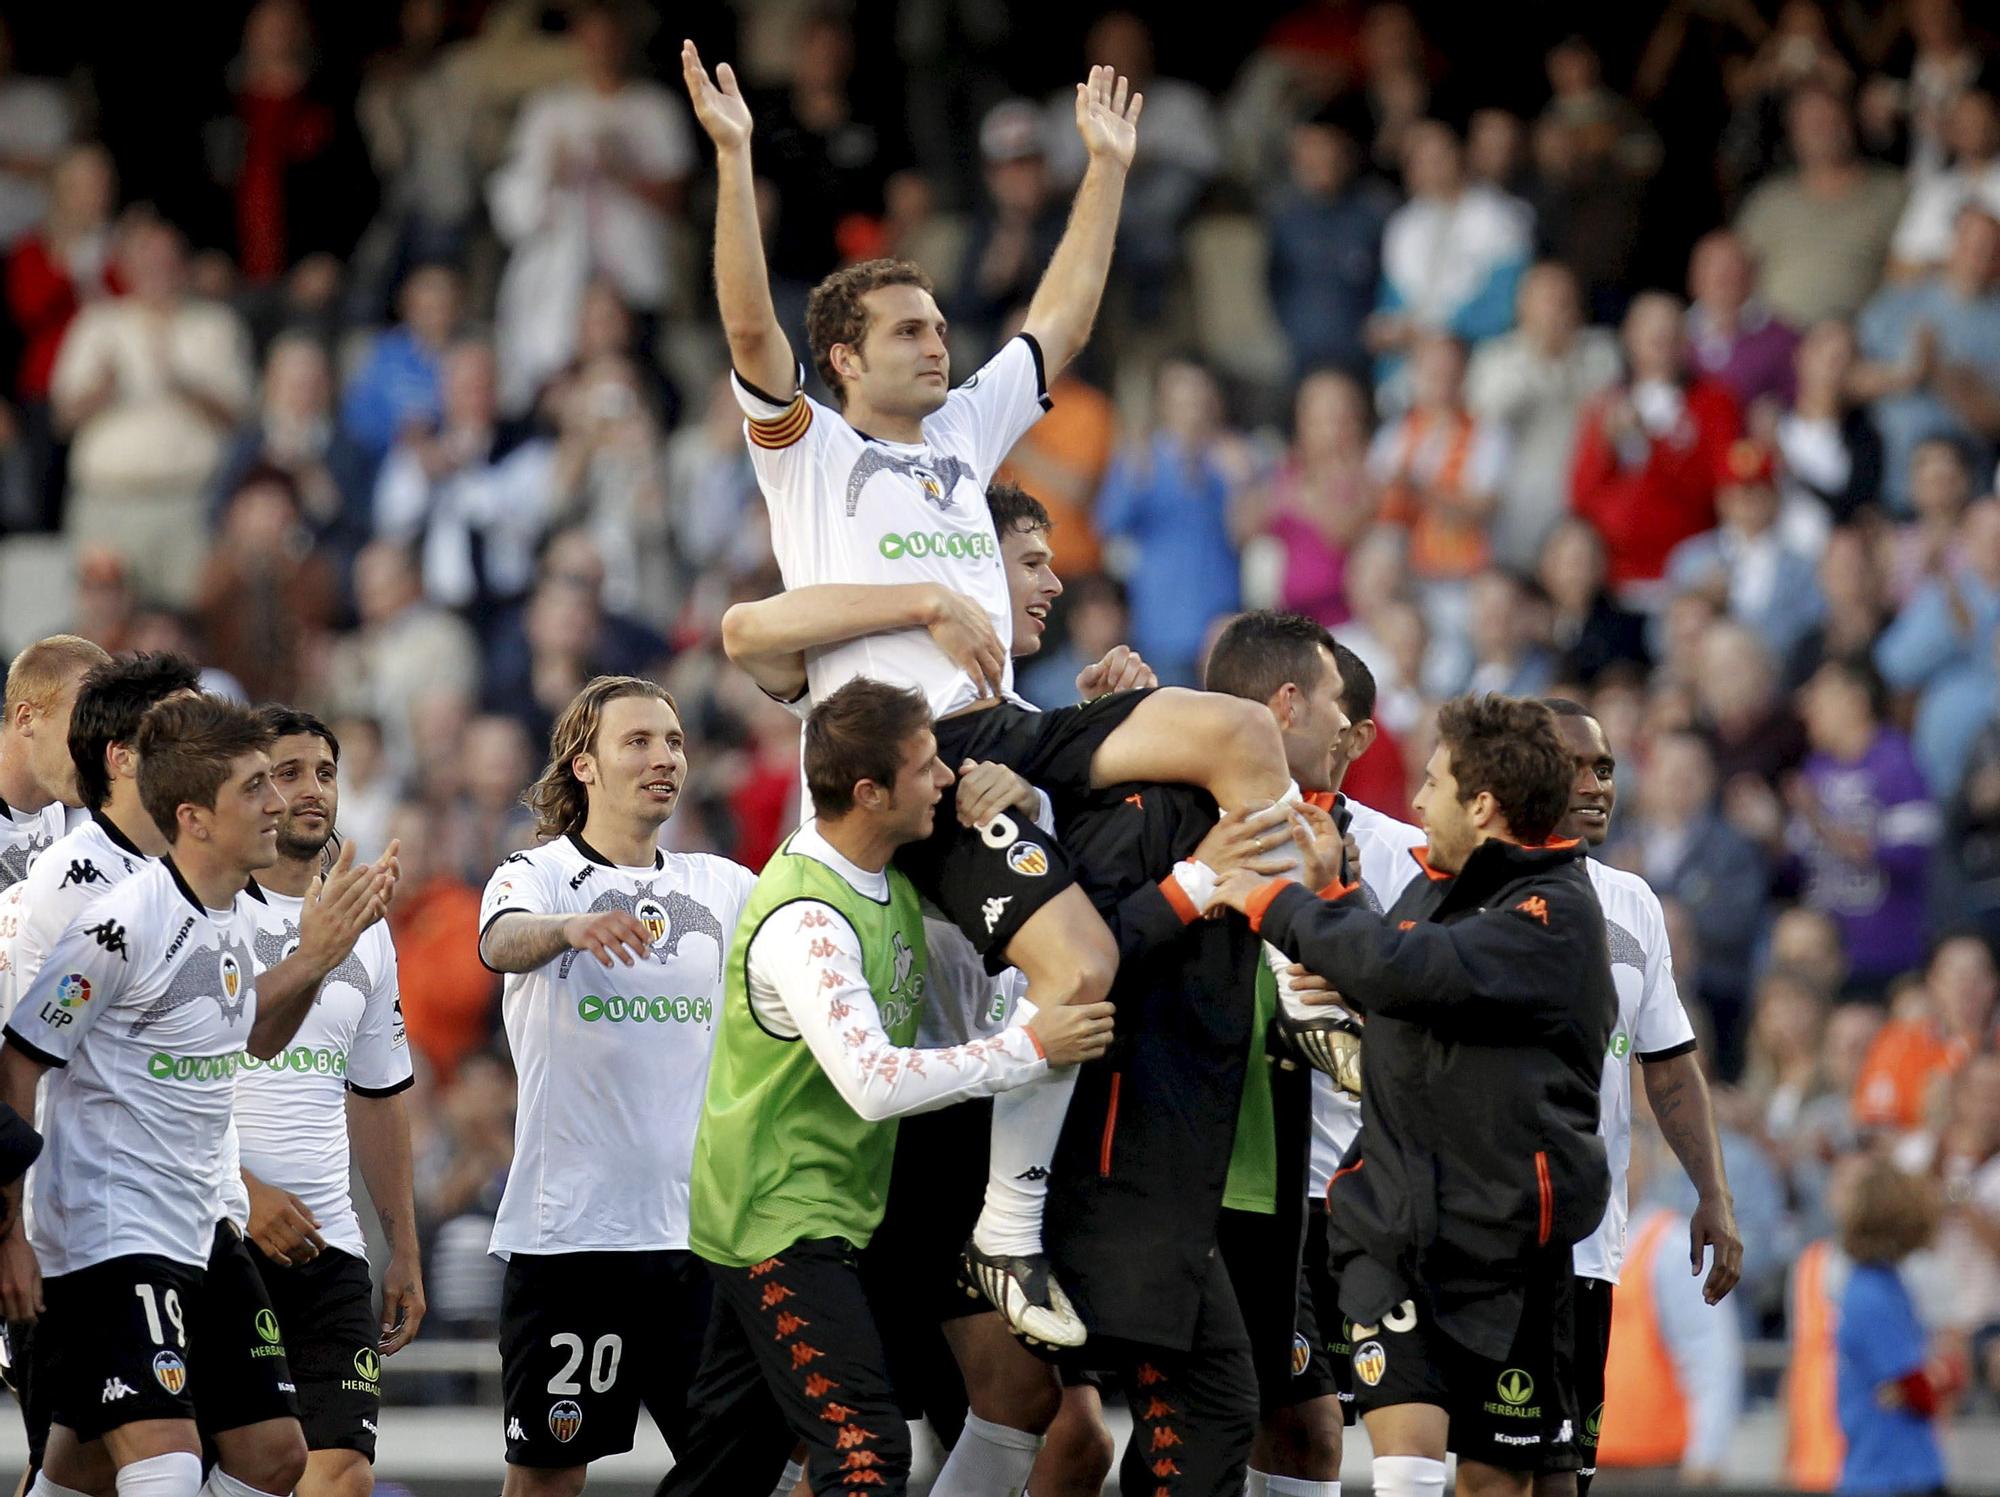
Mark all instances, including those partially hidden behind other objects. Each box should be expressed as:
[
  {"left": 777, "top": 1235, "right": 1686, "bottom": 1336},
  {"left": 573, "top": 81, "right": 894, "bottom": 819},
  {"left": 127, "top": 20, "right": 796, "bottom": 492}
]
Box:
[
  {"left": 681, "top": 40, "right": 794, "bottom": 401},
  {"left": 721, "top": 582, "right": 1006, "bottom": 702},
  {"left": 250, "top": 843, "right": 398, "bottom": 1059},
  {"left": 1020, "top": 66, "right": 1144, "bottom": 381}
]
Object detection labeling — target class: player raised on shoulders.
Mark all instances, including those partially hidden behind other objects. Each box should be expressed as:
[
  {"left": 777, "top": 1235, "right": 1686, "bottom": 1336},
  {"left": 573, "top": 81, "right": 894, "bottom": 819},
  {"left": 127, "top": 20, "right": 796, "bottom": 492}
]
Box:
[
  {"left": 684, "top": 40, "right": 1321, "bottom": 1343},
  {"left": 476, "top": 676, "right": 757, "bottom": 1497}
]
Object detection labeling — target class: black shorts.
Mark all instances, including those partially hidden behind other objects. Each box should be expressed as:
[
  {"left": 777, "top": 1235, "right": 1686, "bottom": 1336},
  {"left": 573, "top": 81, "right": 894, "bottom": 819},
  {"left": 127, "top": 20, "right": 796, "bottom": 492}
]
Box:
[
  {"left": 194, "top": 1222, "right": 304, "bottom": 1438},
  {"left": 1303, "top": 1202, "right": 1356, "bottom": 1425},
  {"left": 1351, "top": 1254, "right": 1579, "bottom": 1472},
  {"left": 863, "top": 1098, "right": 992, "bottom": 1429},
  {"left": 247, "top": 1244, "right": 381, "bottom": 1458},
  {"left": 1563, "top": 1275, "right": 1613, "bottom": 1480},
  {"left": 1216, "top": 1207, "right": 1340, "bottom": 1415},
  {"left": 3, "top": 1315, "right": 53, "bottom": 1470},
  {"left": 41, "top": 1253, "right": 206, "bottom": 1441},
  {"left": 499, "top": 1248, "right": 711, "bottom": 1468},
  {"left": 902, "top": 690, "right": 1156, "bottom": 968}
]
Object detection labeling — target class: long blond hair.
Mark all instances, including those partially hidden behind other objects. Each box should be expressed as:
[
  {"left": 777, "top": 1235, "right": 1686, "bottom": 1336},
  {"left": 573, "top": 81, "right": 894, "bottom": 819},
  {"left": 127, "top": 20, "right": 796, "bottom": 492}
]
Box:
[{"left": 523, "top": 676, "right": 679, "bottom": 840}]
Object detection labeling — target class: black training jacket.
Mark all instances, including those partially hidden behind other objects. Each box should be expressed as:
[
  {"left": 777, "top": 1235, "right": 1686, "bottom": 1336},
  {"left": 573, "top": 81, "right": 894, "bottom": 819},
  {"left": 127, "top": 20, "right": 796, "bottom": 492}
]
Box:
[
  {"left": 1044, "top": 782, "right": 1312, "bottom": 1353},
  {"left": 1252, "top": 837, "right": 1614, "bottom": 1360}
]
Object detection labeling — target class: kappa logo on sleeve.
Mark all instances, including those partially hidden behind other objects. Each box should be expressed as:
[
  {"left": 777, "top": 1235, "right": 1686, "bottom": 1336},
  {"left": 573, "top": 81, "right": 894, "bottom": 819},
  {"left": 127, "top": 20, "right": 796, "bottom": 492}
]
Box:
[{"left": 1513, "top": 896, "right": 1550, "bottom": 926}]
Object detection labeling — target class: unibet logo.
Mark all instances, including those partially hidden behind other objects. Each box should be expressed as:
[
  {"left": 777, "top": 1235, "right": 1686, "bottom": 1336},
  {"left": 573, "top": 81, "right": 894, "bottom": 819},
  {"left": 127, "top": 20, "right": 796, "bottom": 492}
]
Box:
[
  {"left": 877, "top": 530, "right": 996, "bottom": 562},
  {"left": 255, "top": 1310, "right": 281, "bottom": 1345},
  {"left": 240, "top": 1045, "right": 348, "bottom": 1077},
  {"left": 146, "top": 1052, "right": 242, "bottom": 1084},
  {"left": 576, "top": 995, "right": 714, "bottom": 1025},
  {"left": 1496, "top": 1369, "right": 1535, "bottom": 1407},
  {"left": 1608, "top": 1032, "right": 1631, "bottom": 1058}
]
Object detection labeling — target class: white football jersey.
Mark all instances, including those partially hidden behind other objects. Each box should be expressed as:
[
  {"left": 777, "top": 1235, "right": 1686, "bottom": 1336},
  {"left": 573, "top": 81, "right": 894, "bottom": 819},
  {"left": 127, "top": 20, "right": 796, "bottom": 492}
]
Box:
[
  {"left": 235, "top": 885, "right": 411, "bottom": 1261},
  {"left": 1573, "top": 857, "right": 1697, "bottom": 1283},
  {"left": 0, "top": 813, "right": 149, "bottom": 1022},
  {"left": 480, "top": 833, "right": 756, "bottom": 1255},
  {"left": 918, "top": 913, "right": 1026, "bottom": 1048},
  {"left": 0, "top": 796, "right": 65, "bottom": 892},
  {"left": 732, "top": 335, "right": 1051, "bottom": 723},
  {"left": 1307, "top": 796, "right": 1427, "bottom": 1200},
  {"left": 5, "top": 858, "right": 259, "bottom": 1274}
]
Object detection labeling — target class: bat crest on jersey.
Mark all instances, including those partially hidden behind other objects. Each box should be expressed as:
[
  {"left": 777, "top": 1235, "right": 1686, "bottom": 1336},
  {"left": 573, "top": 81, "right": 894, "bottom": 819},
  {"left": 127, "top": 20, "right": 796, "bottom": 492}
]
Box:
[
  {"left": 0, "top": 829, "right": 52, "bottom": 889},
  {"left": 252, "top": 919, "right": 368, "bottom": 1003},
  {"left": 843, "top": 449, "right": 972, "bottom": 517},
  {"left": 557, "top": 883, "right": 726, "bottom": 980},
  {"left": 1604, "top": 919, "right": 1644, "bottom": 972},
  {"left": 129, "top": 934, "right": 257, "bottom": 1035}
]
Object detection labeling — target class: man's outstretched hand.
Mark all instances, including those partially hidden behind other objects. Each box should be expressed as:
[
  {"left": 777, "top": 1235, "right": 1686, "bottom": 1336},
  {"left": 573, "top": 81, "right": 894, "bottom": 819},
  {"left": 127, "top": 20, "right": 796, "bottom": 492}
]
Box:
[
  {"left": 682, "top": 40, "right": 753, "bottom": 152},
  {"left": 1074, "top": 64, "right": 1143, "bottom": 168}
]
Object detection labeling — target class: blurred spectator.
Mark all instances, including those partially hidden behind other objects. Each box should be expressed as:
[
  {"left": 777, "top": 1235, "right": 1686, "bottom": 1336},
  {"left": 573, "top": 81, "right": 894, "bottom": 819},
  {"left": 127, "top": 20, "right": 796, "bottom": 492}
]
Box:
[
  {"left": 1043, "top": 12, "right": 1221, "bottom": 323},
  {"left": 483, "top": 531, "right": 667, "bottom": 740},
  {"left": 207, "top": 0, "right": 373, "bottom": 286},
  {"left": 1739, "top": 966, "right": 1841, "bottom": 1186},
  {"left": 1665, "top": 438, "right": 1824, "bottom": 660},
  {"left": 49, "top": 218, "right": 253, "bottom": 605},
  {"left": 543, "top": 343, "right": 672, "bottom": 615},
  {"left": 1536, "top": 517, "right": 1650, "bottom": 685},
  {"left": 1701, "top": 619, "right": 1811, "bottom": 818},
  {"left": 373, "top": 338, "right": 556, "bottom": 621},
  {"left": 386, "top": 796, "right": 496, "bottom": 1083},
  {"left": 1371, "top": 332, "right": 1506, "bottom": 599},
  {"left": 1776, "top": 320, "right": 1885, "bottom": 526},
  {"left": 1895, "top": 1054, "right": 2000, "bottom": 1350},
  {"left": 5, "top": 143, "right": 117, "bottom": 526},
  {"left": 1834, "top": 1160, "right": 1951, "bottom": 1497},
  {"left": 1686, "top": 228, "right": 1801, "bottom": 412},
  {"left": 1017, "top": 573, "right": 1130, "bottom": 711},
  {"left": 1571, "top": 293, "right": 1743, "bottom": 601},
  {"left": 1595, "top": 1122, "right": 1744, "bottom": 1482},
  {"left": 1735, "top": 83, "right": 1907, "bottom": 327},
  {"left": 1715, "top": 0, "right": 1856, "bottom": 200},
  {"left": 351, "top": 0, "right": 478, "bottom": 317},
  {"left": 1219, "top": 0, "right": 1365, "bottom": 188},
  {"left": 1876, "top": 497, "right": 2000, "bottom": 800},
  {"left": 1851, "top": 204, "right": 2000, "bottom": 513},
  {"left": 1858, "top": 0, "right": 1985, "bottom": 175},
  {"left": 1264, "top": 113, "right": 1392, "bottom": 384},
  {"left": 328, "top": 713, "right": 394, "bottom": 859},
  {"left": 1855, "top": 934, "right": 1997, "bottom": 1131},
  {"left": 951, "top": 101, "right": 1065, "bottom": 365},
  {"left": 1234, "top": 369, "right": 1376, "bottom": 626},
  {"left": 487, "top": 0, "right": 691, "bottom": 412},
  {"left": 1467, "top": 262, "right": 1624, "bottom": 570},
  {"left": 1612, "top": 726, "right": 1769, "bottom": 1033},
  {"left": 1888, "top": 82, "right": 2000, "bottom": 276},
  {"left": 1787, "top": 527, "right": 1891, "bottom": 688},
  {"left": 1097, "top": 357, "right": 1244, "bottom": 686},
  {"left": 415, "top": 1046, "right": 513, "bottom": 1335},
  {"left": 1367, "top": 119, "right": 1531, "bottom": 404},
  {"left": 340, "top": 261, "right": 462, "bottom": 462},
  {"left": 1460, "top": 568, "right": 1553, "bottom": 697},
  {"left": 445, "top": 714, "right": 535, "bottom": 882},
  {"left": 210, "top": 331, "right": 372, "bottom": 584},
  {"left": 1950, "top": 673, "right": 2000, "bottom": 943},
  {"left": 193, "top": 465, "right": 337, "bottom": 705},
  {"left": 1883, "top": 434, "right": 1975, "bottom": 606},
  {"left": 1465, "top": 108, "right": 1529, "bottom": 199},
  {"left": 992, "top": 307, "right": 1117, "bottom": 583},
  {"left": 323, "top": 539, "right": 479, "bottom": 777},
  {"left": 536, "top": 275, "right": 679, "bottom": 436},
  {"left": 0, "top": 17, "right": 74, "bottom": 249},
  {"left": 1529, "top": 37, "right": 1659, "bottom": 318},
  {"left": 754, "top": 9, "right": 902, "bottom": 326},
  {"left": 660, "top": 374, "right": 765, "bottom": 607},
  {"left": 1790, "top": 654, "right": 1938, "bottom": 994},
  {"left": 1352, "top": 4, "right": 1432, "bottom": 177}
]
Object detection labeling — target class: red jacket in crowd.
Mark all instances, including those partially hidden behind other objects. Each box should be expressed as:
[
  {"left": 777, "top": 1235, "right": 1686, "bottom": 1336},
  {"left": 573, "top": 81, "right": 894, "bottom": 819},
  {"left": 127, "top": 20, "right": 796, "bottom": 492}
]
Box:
[{"left": 1569, "top": 378, "right": 1741, "bottom": 591}]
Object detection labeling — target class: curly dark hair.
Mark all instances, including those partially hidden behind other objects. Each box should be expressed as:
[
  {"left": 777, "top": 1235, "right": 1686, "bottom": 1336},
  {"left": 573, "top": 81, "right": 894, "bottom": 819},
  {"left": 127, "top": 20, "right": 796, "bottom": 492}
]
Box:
[
  {"left": 1434, "top": 694, "right": 1572, "bottom": 846},
  {"left": 986, "top": 481, "right": 1051, "bottom": 538},
  {"left": 68, "top": 653, "right": 202, "bottom": 813},
  {"left": 805, "top": 258, "right": 936, "bottom": 404}
]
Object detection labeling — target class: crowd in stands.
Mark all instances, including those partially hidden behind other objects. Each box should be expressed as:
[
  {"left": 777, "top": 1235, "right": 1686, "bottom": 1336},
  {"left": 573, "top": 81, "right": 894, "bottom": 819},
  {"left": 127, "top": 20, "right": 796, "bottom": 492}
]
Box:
[{"left": 5, "top": 0, "right": 2000, "bottom": 1470}]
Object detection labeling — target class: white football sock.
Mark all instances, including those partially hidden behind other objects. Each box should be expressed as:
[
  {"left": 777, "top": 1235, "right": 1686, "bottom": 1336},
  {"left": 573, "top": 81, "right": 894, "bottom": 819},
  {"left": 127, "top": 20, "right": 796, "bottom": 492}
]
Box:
[
  {"left": 1267, "top": 1476, "right": 1340, "bottom": 1496},
  {"left": 1245, "top": 1472, "right": 1269, "bottom": 1496},
  {"left": 766, "top": 1457, "right": 805, "bottom": 1497},
  {"left": 114, "top": 1453, "right": 203, "bottom": 1497},
  {"left": 30, "top": 1474, "right": 96, "bottom": 1497},
  {"left": 930, "top": 1412, "right": 1042, "bottom": 1497},
  {"left": 1372, "top": 1456, "right": 1445, "bottom": 1497},
  {"left": 973, "top": 1007, "right": 1078, "bottom": 1258},
  {"left": 200, "top": 1469, "right": 278, "bottom": 1497}
]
